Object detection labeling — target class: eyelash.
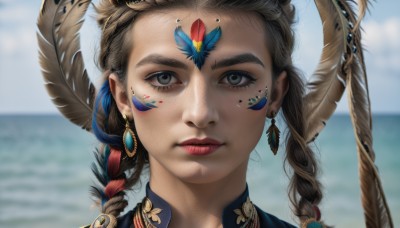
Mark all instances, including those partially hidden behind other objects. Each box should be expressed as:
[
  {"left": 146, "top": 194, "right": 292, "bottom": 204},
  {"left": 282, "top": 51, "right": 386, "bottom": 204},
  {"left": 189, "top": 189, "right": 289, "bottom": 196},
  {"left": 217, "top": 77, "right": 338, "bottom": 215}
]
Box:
[
  {"left": 144, "top": 70, "right": 257, "bottom": 92},
  {"left": 219, "top": 71, "right": 257, "bottom": 89},
  {"left": 145, "top": 71, "right": 178, "bottom": 92}
]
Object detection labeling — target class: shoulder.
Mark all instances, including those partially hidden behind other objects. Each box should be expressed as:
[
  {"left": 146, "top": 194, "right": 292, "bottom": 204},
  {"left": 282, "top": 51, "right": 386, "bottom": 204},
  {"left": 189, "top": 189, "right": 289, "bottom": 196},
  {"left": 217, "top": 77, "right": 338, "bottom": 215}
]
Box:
[{"left": 255, "top": 205, "right": 296, "bottom": 228}]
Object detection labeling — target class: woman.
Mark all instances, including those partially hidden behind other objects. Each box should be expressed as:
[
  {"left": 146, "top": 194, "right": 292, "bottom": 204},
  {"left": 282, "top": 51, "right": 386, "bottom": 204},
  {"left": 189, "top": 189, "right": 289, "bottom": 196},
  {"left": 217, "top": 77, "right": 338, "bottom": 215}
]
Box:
[{"left": 37, "top": 0, "right": 393, "bottom": 227}]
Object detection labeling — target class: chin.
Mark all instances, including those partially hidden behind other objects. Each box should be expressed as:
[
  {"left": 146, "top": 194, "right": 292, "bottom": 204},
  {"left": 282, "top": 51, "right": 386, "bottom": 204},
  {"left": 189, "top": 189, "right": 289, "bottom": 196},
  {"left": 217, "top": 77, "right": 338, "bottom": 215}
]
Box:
[{"left": 171, "top": 161, "right": 232, "bottom": 185}]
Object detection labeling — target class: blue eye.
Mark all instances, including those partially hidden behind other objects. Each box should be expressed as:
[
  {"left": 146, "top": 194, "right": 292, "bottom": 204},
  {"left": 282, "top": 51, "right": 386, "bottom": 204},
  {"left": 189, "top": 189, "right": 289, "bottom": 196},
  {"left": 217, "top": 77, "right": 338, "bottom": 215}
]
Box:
[
  {"left": 157, "top": 73, "right": 172, "bottom": 85},
  {"left": 220, "top": 71, "right": 256, "bottom": 88},
  {"left": 145, "top": 71, "right": 180, "bottom": 91}
]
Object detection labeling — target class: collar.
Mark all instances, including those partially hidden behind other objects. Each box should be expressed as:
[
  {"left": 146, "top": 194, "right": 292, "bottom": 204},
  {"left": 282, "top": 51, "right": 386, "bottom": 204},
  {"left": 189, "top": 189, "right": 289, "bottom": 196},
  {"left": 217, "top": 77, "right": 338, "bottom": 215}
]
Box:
[{"left": 143, "top": 183, "right": 254, "bottom": 228}]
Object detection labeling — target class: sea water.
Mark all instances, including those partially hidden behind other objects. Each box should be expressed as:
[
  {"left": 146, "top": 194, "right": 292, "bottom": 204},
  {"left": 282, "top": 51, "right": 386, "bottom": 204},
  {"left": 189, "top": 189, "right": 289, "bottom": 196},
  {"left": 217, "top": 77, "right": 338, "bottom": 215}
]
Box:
[{"left": 0, "top": 114, "right": 399, "bottom": 227}]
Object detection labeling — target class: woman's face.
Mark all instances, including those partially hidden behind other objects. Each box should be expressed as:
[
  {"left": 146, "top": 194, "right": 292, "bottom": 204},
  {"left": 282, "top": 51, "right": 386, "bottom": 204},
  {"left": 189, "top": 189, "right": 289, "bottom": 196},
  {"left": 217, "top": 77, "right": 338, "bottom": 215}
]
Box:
[{"left": 115, "top": 8, "right": 281, "bottom": 184}]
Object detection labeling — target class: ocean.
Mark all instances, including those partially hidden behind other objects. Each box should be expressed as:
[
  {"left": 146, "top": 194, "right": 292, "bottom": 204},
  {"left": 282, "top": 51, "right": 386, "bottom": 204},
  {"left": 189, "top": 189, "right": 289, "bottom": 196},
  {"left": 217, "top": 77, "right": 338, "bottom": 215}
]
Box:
[{"left": 0, "top": 114, "right": 399, "bottom": 227}]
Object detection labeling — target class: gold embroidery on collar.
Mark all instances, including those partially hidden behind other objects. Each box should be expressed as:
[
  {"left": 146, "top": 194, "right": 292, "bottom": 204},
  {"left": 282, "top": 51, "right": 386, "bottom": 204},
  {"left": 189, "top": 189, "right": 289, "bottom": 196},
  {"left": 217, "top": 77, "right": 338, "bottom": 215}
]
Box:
[
  {"left": 234, "top": 197, "right": 259, "bottom": 227},
  {"left": 142, "top": 197, "right": 163, "bottom": 225}
]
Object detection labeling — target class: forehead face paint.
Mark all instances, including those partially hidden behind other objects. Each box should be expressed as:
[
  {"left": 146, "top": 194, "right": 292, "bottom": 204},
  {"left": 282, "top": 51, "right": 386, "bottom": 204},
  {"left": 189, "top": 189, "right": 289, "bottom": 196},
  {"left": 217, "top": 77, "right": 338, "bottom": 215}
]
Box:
[
  {"left": 131, "top": 87, "right": 162, "bottom": 112},
  {"left": 174, "top": 19, "right": 222, "bottom": 69}
]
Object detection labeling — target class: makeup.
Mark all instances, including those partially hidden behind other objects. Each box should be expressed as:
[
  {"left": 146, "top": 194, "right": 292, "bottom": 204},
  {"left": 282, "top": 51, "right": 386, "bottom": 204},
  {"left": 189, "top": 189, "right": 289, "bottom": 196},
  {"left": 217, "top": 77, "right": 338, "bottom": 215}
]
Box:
[
  {"left": 236, "top": 87, "right": 268, "bottom": 110},
  {"left": 178, "top": 138, "right": 224, "bottom": 156},
  {"left": 174, "top": 18, "right": 222, "bottom": 69},
  {"left": 131, "top": 87, "right": 162, "bottom": 112}
]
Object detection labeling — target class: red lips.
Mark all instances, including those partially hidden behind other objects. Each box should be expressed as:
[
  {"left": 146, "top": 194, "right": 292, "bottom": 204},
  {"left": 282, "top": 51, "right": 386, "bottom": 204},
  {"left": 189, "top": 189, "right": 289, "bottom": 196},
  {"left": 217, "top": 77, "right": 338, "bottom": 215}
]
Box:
[{"left": 178, "top": 138, "right": 224, "bottom": 156}]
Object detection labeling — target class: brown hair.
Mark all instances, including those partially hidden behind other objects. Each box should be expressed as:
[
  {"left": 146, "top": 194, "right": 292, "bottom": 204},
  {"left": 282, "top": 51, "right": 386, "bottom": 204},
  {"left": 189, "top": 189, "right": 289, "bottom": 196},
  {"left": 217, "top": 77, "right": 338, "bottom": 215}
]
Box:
[{"left": 92, "top": 0, "right": 324, "bottom": 225}]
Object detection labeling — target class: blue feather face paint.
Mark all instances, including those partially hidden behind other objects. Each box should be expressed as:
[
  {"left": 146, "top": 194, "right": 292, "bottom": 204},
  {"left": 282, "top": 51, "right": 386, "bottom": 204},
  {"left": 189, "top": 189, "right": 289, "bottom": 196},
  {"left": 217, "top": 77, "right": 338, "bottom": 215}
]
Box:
[
  {"left": 174, "top": 18, "right": 222, "bottom": 69},
  {"left": 131, "top": 87, "right": 162, "bottom": 112},
  {"left": 236, "top": 87, "right": 269, "bottom": 110}
]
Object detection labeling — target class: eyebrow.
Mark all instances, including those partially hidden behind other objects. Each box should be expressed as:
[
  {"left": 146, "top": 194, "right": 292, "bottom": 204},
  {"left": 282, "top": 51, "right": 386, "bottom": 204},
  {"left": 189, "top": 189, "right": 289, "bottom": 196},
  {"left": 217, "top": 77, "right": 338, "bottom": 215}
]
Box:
[
  {"left": 211, "top": 53, "right": 265, "bottom": 70},
  {"left": 136, "top": 54, "right": 188, "bottom": 69}
]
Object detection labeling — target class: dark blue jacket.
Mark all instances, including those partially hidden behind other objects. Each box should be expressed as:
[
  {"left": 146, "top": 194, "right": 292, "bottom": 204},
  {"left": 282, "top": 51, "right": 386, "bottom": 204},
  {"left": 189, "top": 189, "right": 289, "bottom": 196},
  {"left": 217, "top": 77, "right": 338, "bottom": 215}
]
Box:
[{"left": 116, "top": 184, "right": 295, "bottom": 228}]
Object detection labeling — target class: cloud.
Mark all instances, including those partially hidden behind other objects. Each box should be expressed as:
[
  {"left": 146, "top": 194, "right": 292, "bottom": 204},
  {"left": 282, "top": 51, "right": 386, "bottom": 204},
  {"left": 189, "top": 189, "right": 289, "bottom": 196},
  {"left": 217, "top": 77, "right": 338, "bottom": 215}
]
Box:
[
  {"left": 0, "top": 3, "right": 38, "bottom": 56},
  {"left": 362, "top": 18, "right": 400, "bottom": 113},
  {"left": 363, "top": 18, "right": 400, "bottom": 73}
]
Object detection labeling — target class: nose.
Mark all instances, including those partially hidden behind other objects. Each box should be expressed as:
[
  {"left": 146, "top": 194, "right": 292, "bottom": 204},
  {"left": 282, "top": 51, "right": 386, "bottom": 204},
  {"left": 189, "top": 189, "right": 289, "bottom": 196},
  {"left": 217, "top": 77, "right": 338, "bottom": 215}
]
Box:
[{"left": 181, "top": 74, "right": 219, "bottom": 129}]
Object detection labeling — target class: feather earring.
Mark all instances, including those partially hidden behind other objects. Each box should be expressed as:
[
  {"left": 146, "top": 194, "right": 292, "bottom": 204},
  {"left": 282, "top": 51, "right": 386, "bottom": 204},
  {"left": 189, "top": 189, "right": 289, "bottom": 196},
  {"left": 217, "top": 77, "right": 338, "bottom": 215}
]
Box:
[{"left": 267, "top": 114, "right": 280, "bottom": 156}]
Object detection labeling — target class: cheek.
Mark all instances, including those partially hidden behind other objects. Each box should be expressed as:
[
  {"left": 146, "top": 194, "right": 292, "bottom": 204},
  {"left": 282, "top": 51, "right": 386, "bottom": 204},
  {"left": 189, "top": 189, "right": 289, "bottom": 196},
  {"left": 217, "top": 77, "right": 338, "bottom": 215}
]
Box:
[
  {"left": 131, "top": 105, "right": 177, "bottom": 153},
  {"left": 221, "top": 106, "right": 267, "bottom": 152}
]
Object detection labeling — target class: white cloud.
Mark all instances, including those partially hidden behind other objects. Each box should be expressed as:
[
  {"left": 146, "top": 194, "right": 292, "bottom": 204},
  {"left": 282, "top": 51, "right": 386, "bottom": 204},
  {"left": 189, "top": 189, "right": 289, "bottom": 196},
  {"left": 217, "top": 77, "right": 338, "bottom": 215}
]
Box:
[
  {"left": 363, "top": 18, "right": 400, "bottom": 72},
  {"left": 0, "top": 3, "right": 38, "bottom": 55}
]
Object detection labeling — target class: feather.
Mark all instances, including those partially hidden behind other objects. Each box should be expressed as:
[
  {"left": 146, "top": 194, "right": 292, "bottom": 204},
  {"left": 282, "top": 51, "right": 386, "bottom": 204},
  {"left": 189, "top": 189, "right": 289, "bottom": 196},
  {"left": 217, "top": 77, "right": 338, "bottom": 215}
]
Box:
[
  {"left": 190, "top": 19, "right": 206, "bottom": 49},
  {"left": 37, "top": 0, "right": 95, "bottom": 131},
  {"left": 204, "top": 26, "right": 222, "bottom": 51},
  {"left": 132, "top": 95, "right": 157, "bottom": 111},
  {"left": 303, "top": 0, "right": 350, "bottom": 142},
  {"left": 305, "top": 0, "right": 394, "bottom": 226},
  {"left": 347, "top": 43, "right": 394, "bottom": 228},
  {"left": 248, "top": 97, "right": 267, "bottom": 111},
  {"left": 174, "top": 19, "right": 221, "bottom": 69},
  {"left": 267, "top": 119, "right": 280, "bottom": 155},
  {"left": 174, "top": 26, "right": 195, "bottom": 58}
]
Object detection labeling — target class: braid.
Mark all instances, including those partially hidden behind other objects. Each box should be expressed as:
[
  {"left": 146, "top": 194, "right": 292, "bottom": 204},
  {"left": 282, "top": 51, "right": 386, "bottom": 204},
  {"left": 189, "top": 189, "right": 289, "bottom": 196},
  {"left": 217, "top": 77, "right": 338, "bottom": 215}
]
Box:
[
  {"left": 91, "top": 0, "right": 164, "bottom": 217},
  {"left": 281, "top": 66, "right": 325, "bottom": 225},
  {"left": 91, "top": 73, "right": 149, "bottom": 217}
]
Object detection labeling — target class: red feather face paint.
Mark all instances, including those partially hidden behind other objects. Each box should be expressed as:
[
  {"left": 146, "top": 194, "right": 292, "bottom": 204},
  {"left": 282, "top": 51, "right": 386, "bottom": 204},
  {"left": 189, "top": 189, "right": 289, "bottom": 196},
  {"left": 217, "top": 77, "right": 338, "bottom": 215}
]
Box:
[
  {"left": 174, "top": 18, "right": 222, "bottom": 69},
  {"left": 191, "top": 19, "right": 206, "bottom": 52}
]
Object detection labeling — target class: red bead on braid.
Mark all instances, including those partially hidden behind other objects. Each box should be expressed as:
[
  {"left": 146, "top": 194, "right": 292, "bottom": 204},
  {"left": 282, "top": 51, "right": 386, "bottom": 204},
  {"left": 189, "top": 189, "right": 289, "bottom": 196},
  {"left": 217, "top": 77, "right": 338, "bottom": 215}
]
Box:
[
  {"left": 312, "top": 205, "right": 321, "bottom": 221},
  {"left": 108, "top": 148, "right": 122, "bottom": 179},
  {"left": 105, "top": 179, "right": 126, "bottom": 199},
  {"left": 104, "top": 148, "right": 126, "bottom": 199}
]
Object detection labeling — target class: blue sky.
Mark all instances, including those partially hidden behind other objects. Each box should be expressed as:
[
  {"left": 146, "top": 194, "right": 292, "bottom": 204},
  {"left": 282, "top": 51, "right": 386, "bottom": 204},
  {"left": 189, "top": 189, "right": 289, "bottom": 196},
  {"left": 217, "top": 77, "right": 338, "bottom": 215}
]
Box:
[{"left": 0, "top": 0, "right": 399, "bottom": 114}]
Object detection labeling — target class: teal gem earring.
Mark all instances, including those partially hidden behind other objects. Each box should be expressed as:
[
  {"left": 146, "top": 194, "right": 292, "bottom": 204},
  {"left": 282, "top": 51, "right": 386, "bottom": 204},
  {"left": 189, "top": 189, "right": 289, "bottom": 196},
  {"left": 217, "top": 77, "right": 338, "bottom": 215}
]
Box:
[
  {"left": 122, "top": 114, "right": 137, "bottom": 158},
  {"left": 267, "top": 112, "right": 280, "bottom": 155}
]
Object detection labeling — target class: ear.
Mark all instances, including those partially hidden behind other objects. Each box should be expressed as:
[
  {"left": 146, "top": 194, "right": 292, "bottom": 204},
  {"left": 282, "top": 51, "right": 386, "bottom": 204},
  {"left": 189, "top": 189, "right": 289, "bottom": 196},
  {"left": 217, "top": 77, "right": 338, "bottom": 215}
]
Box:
[
  {"left": 267, "top": 71, "right": 288, "bottom": 117},
  {"left": 109, "top": 73, "right": 132, "bottom": 116}
]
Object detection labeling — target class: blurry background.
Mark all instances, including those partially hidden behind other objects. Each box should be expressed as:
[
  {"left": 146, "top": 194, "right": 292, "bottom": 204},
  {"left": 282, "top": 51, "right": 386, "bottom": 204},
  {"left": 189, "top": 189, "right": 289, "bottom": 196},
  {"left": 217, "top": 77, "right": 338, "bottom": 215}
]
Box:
[{"left": 0, "top": 0, "right": 399, "bottom": 227}]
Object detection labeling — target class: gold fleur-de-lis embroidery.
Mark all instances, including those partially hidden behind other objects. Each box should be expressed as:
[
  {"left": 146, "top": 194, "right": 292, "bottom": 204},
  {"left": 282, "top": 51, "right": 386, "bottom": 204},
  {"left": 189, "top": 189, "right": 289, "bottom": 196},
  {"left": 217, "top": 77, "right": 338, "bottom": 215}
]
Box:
[
  {"left": 143, "top": 198, "right": 163, "bottom": 224},
  {"left": 234, "top": 197, "right": 255, "bottom": 225}
]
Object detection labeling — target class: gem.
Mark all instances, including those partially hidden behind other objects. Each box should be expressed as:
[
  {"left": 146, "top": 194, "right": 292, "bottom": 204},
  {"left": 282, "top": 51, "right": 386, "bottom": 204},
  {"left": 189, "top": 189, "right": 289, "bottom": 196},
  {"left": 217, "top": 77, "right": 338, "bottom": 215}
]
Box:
[
  {"left": 306, "top": 221, "right": 324, "bottom": 228},
  {"left": 342, "top": 10, "right": 349, "bottom": 19},
  {"left": 352, "top": 45, "right": 357, "bottom": 53},
  {"left": 347, "top": 33, "right": 353, "bottom": 43},
  {"left": 125, "top": 131, "right": 134, "bottom": 152}
]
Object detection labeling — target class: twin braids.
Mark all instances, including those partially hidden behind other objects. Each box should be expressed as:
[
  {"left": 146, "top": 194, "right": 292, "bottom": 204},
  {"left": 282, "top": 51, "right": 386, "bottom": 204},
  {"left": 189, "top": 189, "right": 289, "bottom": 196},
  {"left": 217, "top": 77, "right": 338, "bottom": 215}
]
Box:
[{"left": 91, "top": 0, "right": 325, "bottom": 226}]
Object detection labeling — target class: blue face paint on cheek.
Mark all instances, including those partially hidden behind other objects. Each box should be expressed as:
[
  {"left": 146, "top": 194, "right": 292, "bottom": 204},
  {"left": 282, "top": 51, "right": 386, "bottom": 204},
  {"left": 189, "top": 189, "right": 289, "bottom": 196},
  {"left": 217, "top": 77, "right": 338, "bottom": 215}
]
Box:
[
  {"left": 242, "top": 87, "right": 269, "bottom": 111},
  {"left": 248, "top": 96, "right": 268, "bottom": 110},
  {"left": 131, "top": 87, "right": 162, "bottom": 112}
]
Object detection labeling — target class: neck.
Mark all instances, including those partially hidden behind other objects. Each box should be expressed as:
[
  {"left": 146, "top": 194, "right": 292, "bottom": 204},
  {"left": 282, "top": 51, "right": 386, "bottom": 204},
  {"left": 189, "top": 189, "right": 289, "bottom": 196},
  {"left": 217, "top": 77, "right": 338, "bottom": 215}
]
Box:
[{"left": 149, "top": 159, "right": 248, "bottom": 228}]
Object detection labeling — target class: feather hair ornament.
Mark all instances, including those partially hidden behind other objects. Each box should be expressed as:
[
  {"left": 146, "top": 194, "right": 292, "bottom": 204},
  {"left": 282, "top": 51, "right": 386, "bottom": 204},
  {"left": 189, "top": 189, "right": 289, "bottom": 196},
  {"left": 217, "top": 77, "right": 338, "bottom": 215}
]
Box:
[
  {"left": 304, "top": 0, "right": 394, "bottom": 227},
  {"left": 174, "top": 18, "right": 222, "bottom": 69},
  {"left": 37, "top": 0, "right": 95, "bottom": 131}
]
